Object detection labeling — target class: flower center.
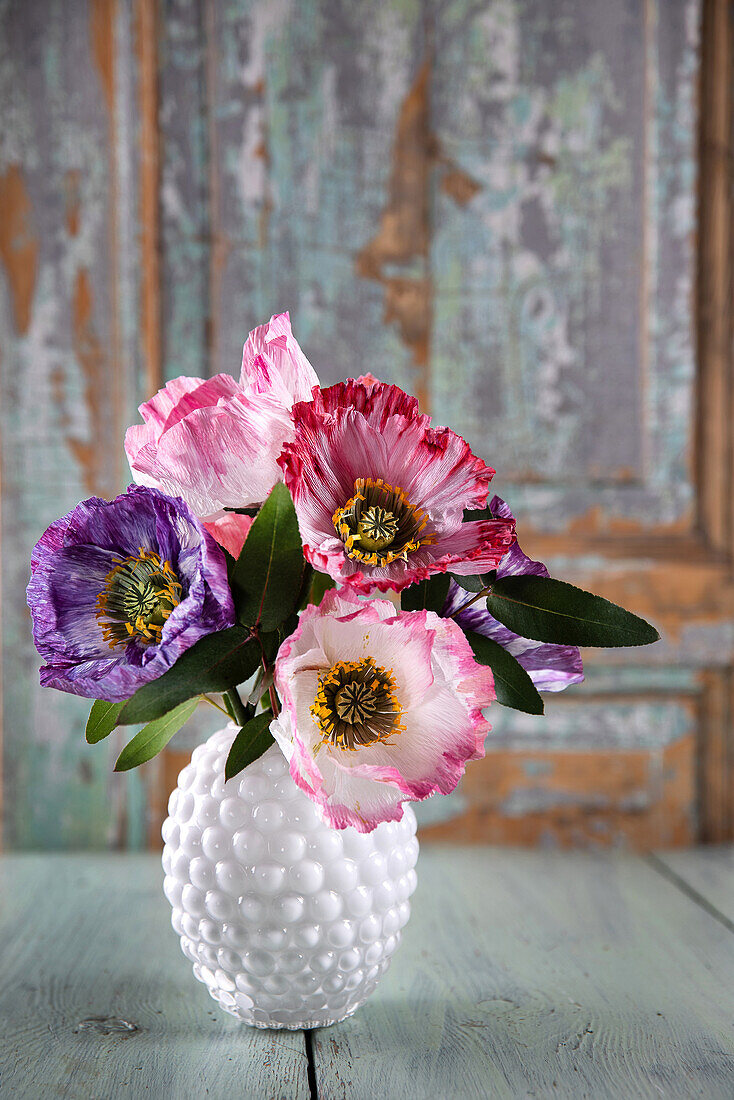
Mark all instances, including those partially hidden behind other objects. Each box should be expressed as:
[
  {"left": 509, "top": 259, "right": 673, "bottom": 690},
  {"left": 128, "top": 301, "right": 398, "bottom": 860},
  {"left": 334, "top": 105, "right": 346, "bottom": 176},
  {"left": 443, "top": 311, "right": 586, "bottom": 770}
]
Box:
[
  {"left": 95, "top": 547, "right": 183, "bottom": 650},
  {"left": 311, "top": 657, "right": 405, "bottom": 750},
  {"left": 333, "top": 478, "right": 432, "bottom": 567}
]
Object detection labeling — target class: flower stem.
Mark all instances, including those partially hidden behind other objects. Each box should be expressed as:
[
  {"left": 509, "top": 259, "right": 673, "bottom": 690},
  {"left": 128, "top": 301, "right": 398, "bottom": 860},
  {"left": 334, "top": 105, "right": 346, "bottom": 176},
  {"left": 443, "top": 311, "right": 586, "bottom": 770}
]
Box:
[
  {"left": 252, "top": 628, "right": 281, "bottom": 719},
  {"left": 224, "top": 686, "right": 249, "bottom": 727},
  {"left": 268, "top": 683, "right": 281, "bottom": 719},
  {"left": 450, "top": 585, "right": 493, "bottom": 618}
]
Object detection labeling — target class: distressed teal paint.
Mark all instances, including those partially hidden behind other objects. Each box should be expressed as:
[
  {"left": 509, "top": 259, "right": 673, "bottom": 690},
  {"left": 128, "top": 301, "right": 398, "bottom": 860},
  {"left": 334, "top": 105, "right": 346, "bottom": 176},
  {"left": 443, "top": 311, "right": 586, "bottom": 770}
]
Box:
[
  {"left": 413, "top": 787, "right": 467, "bottom": 829},
  {"left": 160, "top": 0, "right": 429, "bottom": 388},
  {"left": 1, "top": 0, "right": 704, "bottom": 849},
  {"left": 571, "top": 665, "right": 700, "bottom": 694},
  {"left": 431, "top": 0, "right": 699, "bottom": 531},
  {"left": 0, "top": 0, "right": 146, "bottom": 849},
  {"left": 484, "top": 698, "right": 695, "bottom": 752},
  {"left": 203, "top": 0, "right": 426, "bottom": 395},
  {"left": 159, "top": 0, "right": 211, "bottom": 381}
]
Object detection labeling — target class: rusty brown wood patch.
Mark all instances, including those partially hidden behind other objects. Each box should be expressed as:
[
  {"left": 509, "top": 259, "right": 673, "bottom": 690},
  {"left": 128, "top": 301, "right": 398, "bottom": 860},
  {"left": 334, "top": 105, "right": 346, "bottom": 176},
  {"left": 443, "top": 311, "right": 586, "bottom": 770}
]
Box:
[
  {"left": 90, "top": 0, "right": 116, "bottom": 113},
  {"left": 356, "top": 55, "right": 484, "bottom": 413},
  {"left": 69, "top": 269, "right": 111, "bottom": 497},
  {"left": 0, "top": 166, "right": 38, "bottom": 335},
  {"left": 420, "top": 736, "right": 696, "bottom": 850}
]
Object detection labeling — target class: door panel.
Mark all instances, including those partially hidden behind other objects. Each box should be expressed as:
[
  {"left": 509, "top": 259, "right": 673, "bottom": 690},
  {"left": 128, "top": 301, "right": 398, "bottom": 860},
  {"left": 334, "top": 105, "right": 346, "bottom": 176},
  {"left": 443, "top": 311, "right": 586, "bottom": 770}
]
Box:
[{"left": 2, "top": 0, "right": 730, "bottom": 849}]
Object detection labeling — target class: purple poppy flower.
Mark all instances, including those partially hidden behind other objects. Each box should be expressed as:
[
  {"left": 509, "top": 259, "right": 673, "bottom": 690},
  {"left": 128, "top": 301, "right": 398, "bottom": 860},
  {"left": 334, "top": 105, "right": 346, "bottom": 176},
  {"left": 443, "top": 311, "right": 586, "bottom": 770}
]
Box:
[
  {"left": 444, "top": 496, "right": 584, "bottom": 693},
  {"left": 27, "top": 485, "right": 235, "bottom": 702}
]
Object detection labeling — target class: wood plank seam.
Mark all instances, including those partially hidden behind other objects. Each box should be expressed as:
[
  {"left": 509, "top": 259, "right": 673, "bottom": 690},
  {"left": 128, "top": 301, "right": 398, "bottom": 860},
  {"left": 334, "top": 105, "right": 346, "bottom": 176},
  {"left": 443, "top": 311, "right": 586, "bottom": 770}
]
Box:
[
  {"left": 646, "top": 852, "right": 734, "bottom": 934},
  {"left": 304, "top": 1029, "right": 318, "bottom": 1100}
]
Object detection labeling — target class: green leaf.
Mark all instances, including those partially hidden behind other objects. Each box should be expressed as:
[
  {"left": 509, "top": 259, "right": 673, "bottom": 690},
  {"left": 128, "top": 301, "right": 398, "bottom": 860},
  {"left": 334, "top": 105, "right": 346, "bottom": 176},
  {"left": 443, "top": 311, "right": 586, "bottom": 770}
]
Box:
[
  {"left": 118, "top": 626, "right": 260, "bottom": 725},
  {"left": 449, "top": 571, "right": 498, "bottom": 595},
  {"left": 246, "top": 666, "right": 274, "bottom": 707},
  {"left": 486, "top": 575, "right": 660, "bottom": 648},
  {"left": 85, "top": 699, "right": 125, "bottom": 744},
  {"left": 260, "top": 611, "right": 300, "bottom": 664},
  {"left": 308, "top": 570, "right": 335, "bottom": 607},
  {"left": 296, "top": 562, "right": 315, "bottom": 610},
  {"left": 224, "top": 713, "right": 276, "bottom": 781},
  {"left": 464, "top": 629, "right": 544, "bottom": 715},
  {"left": 450, "top": 573, "right": 485, "bottom": 593},
  {"left": 222, "top": 547, "right": 237, "bottom": 585},
  {"left": 230, "top": 483, "right": 305, "bottom": 630},
  {"left": 114, "top": 698, "right": 199, "bottom": 771},
  {"left": 401, "top": 573, "right": 451, "bottom": 613},
  {"left": 222, "top": 693, "right": 237, "bottom": 722}
]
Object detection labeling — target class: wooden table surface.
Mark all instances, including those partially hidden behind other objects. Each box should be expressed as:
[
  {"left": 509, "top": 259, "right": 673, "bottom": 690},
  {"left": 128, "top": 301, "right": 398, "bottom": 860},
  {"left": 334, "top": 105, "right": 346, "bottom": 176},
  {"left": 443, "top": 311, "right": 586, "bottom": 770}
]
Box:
[{"left": 1, "top": 848, "right": 733, "bottom": 1099}]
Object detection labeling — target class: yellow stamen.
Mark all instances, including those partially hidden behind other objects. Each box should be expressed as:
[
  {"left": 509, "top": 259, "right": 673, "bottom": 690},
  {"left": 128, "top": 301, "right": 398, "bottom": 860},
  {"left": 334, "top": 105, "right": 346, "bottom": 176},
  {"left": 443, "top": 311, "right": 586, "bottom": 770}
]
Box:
[
  {"left": 311, "top": 656, "right": 405, "bottom": 751},
  {"left": 333, "top": 477, "right": 433, "bottom": 568}
]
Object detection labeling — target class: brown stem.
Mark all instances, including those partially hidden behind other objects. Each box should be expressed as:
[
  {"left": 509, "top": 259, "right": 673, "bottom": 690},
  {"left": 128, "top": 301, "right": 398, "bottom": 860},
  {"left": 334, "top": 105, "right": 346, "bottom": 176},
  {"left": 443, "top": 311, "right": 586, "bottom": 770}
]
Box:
[
  {"left": 268, "top": 683, "right": 281, "bottom": 718},
  {"left": 450, "top": 585, "right": 493, "bottom": 618},
  {"left": 253, "top": 629, "right": 281, "bottom": 718}
]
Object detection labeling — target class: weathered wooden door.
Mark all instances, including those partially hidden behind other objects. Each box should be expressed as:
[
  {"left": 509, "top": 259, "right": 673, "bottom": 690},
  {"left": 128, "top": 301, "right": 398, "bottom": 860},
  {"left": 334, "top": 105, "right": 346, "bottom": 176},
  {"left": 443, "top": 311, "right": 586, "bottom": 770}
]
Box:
[{"left": 1, "top": 0, "right": 731, "bottom": 848}]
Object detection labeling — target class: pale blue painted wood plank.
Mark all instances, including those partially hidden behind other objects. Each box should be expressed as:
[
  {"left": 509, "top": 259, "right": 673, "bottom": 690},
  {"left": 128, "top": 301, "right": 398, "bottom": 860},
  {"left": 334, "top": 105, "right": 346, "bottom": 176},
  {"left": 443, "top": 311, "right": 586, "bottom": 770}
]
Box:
[
  {"left": 655, "top": 847, "right": 734, "bottom": 925},
  {"left": 0, "top": 854, "right": 310, "bottom": 1098},
  {"left": 312, "top": 847, "right": 734, "bottom": 1099},
  {"left": 2, "top": 852, "right": 732, "bottom": 1097}
]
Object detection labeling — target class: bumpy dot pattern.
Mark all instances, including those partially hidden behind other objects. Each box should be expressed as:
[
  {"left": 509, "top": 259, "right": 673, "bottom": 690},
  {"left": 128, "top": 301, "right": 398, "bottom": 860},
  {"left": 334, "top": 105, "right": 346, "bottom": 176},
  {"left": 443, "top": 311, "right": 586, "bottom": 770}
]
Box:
[{"left": 162, "top": 727, "right": 419, "bottom": 1029}]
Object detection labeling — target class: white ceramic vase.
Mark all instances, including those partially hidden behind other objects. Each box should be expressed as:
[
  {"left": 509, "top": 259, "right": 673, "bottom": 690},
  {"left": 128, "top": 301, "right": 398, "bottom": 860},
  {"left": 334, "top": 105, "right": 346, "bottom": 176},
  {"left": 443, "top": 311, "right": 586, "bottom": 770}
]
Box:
[{"left": 161, "top": 725, "right": 419, "bottom": 1029}]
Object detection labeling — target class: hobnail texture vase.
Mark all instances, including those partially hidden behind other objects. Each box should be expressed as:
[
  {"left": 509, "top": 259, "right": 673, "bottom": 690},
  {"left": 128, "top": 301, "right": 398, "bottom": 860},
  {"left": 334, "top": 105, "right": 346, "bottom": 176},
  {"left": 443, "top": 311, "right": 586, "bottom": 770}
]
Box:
[{"left": 161, "top": 725, "right": 419, "bottom": 1029}]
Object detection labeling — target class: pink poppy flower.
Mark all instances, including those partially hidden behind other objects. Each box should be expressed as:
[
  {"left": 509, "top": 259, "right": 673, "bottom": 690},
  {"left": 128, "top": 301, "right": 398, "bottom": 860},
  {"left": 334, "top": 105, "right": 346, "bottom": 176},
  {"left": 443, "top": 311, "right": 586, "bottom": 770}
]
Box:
[
  {"left": 125, "top": 313, "right": 319, "bottom": 521},
  {"left": 271, "top": 588, "right": 495, "bottom": 832},
  {"left": 279, "top": 379, "right": 515, "bottom": 592},
  {"left": 202, "top": 513, "right": 253, "bottom": 559}
]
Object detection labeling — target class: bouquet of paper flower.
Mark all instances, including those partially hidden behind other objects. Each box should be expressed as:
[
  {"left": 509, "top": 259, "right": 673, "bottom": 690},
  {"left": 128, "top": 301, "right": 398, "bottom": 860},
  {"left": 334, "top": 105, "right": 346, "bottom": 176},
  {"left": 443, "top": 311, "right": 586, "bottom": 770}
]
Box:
[
  {"left": 28, "top": 312, "right": 657, "bottom": 831},
  {"left": 27, "top": 314, "right": 658, "bottom": 1029}
]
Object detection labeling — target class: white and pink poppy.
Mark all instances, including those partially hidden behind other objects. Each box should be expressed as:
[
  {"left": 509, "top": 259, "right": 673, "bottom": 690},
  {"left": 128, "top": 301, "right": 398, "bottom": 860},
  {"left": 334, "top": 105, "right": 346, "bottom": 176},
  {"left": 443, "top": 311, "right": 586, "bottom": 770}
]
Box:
[
  {"left": 125, "top": 313, "right": 319, "bottom": 521},
  {"left": 279, "top": 379, "right": 516, "bottom": 593},
  {"left": 271, "top": 588, "right": 495, "bottom": 832}
]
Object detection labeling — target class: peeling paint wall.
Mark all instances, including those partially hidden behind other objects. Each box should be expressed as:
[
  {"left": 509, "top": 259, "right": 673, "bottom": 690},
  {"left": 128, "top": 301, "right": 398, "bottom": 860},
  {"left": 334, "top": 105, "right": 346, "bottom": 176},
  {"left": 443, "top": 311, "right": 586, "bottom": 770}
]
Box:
[
  {"left": 0, "top": 0, "right": 145, "bottom": 848},
  {"left": 1, "top": 0, "right": 709, "bottom": 849}
]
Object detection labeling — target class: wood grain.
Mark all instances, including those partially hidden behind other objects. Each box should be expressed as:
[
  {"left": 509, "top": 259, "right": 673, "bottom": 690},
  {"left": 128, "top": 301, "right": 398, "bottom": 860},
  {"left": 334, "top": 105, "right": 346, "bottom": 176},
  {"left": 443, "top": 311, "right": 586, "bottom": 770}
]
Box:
[
  {"left": 1, "top": 850, "right": 733, "bottom": 1096},
  {"left": 419, "top": 729, "right": 697, "bottom": 849},
  {"left": 135, "top": 0, "right": 163, "bottom": 398},
  {"left": 0, "top": 854, "right": 310, "bottom": 1098},
  {"left": 696, "top": 0, "right": 733, "bottom": 555},
  {"left": 312, "top": 846, "right": 734, "bottom": 1099},
  {"left": 0, "top": 0, "right": 144, "bottom": 850},
  {"left": 698, "top": 668, "right": 734, "bottom": 843}
]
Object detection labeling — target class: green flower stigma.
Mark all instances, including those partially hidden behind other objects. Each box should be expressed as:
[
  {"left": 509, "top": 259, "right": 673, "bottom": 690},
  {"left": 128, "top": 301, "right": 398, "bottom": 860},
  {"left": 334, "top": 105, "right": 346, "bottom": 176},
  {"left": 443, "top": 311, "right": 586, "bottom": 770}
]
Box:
[
  {"left": 95, "top": 546, "right": 183, "bottom": 650},
  {"left": 332, "top": 477, "right": 433, "bottom": 568}
]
